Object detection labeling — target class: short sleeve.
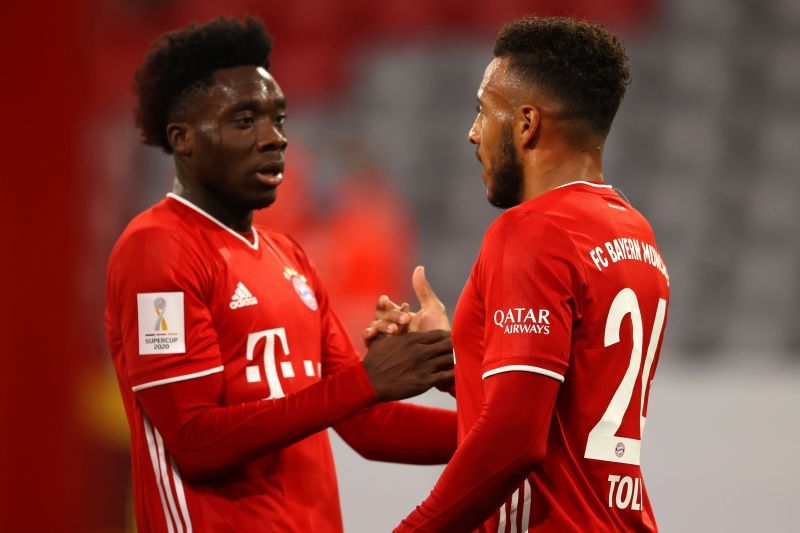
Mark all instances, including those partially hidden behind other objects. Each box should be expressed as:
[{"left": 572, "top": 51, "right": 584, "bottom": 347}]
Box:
[
  {"left": 106, "top": 227, "right": 223, "bottom": 391},
  {"left": 478, "top": 212, "right": 584, "bottom": 383}
]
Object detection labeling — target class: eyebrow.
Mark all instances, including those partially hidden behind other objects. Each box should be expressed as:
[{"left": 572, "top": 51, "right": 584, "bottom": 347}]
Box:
[{"left": 229, "top": 98, "right": 287, "bottom": 113}]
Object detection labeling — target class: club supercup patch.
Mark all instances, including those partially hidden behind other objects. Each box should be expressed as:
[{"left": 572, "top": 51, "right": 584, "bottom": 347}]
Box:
[{"left": 137, "top": 292, "right": 186, "bottom": 355}]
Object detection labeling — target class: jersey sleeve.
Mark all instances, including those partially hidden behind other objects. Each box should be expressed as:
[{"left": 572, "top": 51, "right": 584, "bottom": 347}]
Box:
[
  {"left": 106, "top": 226, "right": 223, "bottom": 391},
  {"left": 478, "top": 212, "right": 585, "bottom": 382}
]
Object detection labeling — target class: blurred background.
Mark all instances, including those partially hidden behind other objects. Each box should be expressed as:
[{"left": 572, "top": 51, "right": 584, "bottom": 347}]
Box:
[{"left": 1, "top": 0, "right": 799, "bottom": 531}]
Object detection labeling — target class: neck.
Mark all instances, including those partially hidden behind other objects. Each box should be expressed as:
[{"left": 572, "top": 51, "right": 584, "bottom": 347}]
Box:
[
  {"left": 171, "top": 175, "right": 253, "bottom": 233},
  {"left": 520, "top": 144, "right": 603, "bottom": 202}
]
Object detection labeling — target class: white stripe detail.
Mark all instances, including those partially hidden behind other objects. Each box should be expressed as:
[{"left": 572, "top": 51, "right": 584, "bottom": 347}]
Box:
[
  {"left": 497, "top": 502, "right": 507, "bottom": 533},
  {"left": 482, "top": 365, "right": 564, "bottom": 383},
  {"left": 303, "top": 360, "right": 315, "bottom": 377},
  {"left": 132, "top": 366, "right": 225, "bottom": 392},
  {"left": 509, "top": 488, "right": 519, "bottom": 533},
  {"left": 166, "top": 193, "right": 259, "bottom": 250},
  {"left": 280, "top": 361, "right": 295, "bottom": 378},
  {"left": 521, "top": 480, "right": 532, "bottom": 532},
  {"left": 554, "top": 180, "right": 613, "bottom": 190},
  {"left": 155, "top": 428, "right": 184, "bottom": 533},
  {"left": 143, "top": 417, "right": 175, "bottom": 533},
  {"left": 238, "top": 283, "right": 253, "bottom": 298},
  {"left": 170, "top": 456, "right": 193, "bottom": 533}
]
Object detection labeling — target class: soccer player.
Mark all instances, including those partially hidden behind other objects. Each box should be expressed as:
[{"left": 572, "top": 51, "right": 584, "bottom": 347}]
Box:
[
  {"left": 366, "top": 17, "right": 670, "bottom": 532},
  {"left": 105, "top": 17, "right": 457, "bottom": 532}
]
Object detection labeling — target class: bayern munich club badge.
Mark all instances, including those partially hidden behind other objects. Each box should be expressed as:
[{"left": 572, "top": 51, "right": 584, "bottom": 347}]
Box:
[
  {"left": 615, "top": 442, "right": 625, "bottom": 458},
  {"left": 292, "top": 274, "right": 318, "bottom": 311}
]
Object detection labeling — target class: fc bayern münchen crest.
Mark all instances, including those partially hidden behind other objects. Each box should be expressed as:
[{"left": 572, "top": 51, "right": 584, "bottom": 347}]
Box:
[
  {"left": 615, "top": 442, "right": 625, "bottom": 458},
  {"left": 292, "top": 275, "right": 318, "bottom": 311}
]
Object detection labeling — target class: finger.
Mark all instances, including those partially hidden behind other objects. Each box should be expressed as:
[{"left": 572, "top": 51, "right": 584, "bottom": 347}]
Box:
[
  {"left": 412, "top": 266, "right": 444, "bottom": 310},
  {"left": 372, "top": 320, "right": 400, "bottom": 335},
  {"left": 375, "top": 308, "right": 411, "bottom": 325},
  {"left": 409, "top": 329, "right": 451, "bottom": 344},
  {"left": 424, "top": 336, "right": 453, "bottom": 356},
  {"left": 399, "top": 302, "right": 411, "bottom": 312},
  {"left": 376, "top": 294, "right": 402, "bottom": 311},
  {"left": 429, "top": 369, "right": 455, "bottom": 387},
  {"left": 427, "top": 352, "right": 455, "bottom": 372},
  {"left": 363, "top": 326, "right": 377, "bottom": 339}
]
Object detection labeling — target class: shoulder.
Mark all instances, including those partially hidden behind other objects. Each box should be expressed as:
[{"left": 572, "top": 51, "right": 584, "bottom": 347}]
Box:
[
  {"left": 108, "top": 201, "right": 207, "bottom": 280},
  {"left": 256, "top": 226, "right": 313, "bottom": 266},
  {"left": 483, "top": 204, "right": 573, "bottom": 251}
]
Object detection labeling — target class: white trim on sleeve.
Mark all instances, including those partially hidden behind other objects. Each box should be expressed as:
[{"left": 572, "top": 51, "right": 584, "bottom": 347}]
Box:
[
  {"left": 482, "top": 365, "right": 565, "bottom": 383},
  {"left": 132, "top": 365, "right": 225, "bottom": 392}
]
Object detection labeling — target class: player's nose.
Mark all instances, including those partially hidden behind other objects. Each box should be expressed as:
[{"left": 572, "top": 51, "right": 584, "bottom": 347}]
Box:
[
  {"left": 257, "top": 123, "right": 287, "bottom": 152},
  {"left": 468, "top": 121, "right": 480, "bottom": 145}
]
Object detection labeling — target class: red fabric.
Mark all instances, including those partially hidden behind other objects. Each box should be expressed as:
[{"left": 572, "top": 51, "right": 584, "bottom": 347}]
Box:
[
  {"left": 335, "top": 402, "right": 456, "bottom": 465},
  {"left": 395, "top": 372, "right": 560, "bottom": 532},
  {"left": 105, "top": 195, "right": 454, "bottom": 532},
  {"left": 416, "top": 182, "right": 669, "bottom": 532},
  {"left": 137, "top": 364, "right": 377, "bottom": 481}
]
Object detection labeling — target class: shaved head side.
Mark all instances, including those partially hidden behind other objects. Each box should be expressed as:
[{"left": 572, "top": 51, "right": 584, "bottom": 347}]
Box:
[{"left": 493, "top": 17, "right": 630, "bottom": 137}]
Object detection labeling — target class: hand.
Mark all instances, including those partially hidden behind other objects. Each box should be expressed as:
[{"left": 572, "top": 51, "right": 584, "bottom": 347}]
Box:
[
  {"left": 362, "top": 330, "right": 454, "bottom": 402},
  {"left": 363, "top": 266, "right": 451, "bottom": 346}
]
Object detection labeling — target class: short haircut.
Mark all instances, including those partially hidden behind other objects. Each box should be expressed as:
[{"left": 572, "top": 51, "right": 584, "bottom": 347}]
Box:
[
  {"left": 133, "top": 16, "right": 272, "bottom": 153},
  {"left": 494, "top": 17, "right": 630, "bottom": 136}
]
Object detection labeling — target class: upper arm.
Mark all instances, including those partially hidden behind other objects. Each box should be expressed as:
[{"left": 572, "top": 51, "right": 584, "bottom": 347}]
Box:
[
  {"left": 107, "top": 227, "right": 224, "bottom": 393},
  {"left": 479, "top": 214, "right": 584, "bottom": 383}
]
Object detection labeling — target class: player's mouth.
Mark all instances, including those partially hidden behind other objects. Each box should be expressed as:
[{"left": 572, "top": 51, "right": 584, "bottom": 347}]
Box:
[{"left": 255, "top": 163, "right": 284, "bottom": 186}]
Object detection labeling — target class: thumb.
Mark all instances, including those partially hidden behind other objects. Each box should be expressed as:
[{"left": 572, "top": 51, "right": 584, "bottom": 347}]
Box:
[{"left": 412, "top": 265, "right": 443, "bottom": 309}]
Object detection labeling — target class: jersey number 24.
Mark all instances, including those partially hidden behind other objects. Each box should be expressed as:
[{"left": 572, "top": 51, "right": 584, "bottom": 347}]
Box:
[{"left": 584, "top": 288, "right": 667, "bottom": 466}]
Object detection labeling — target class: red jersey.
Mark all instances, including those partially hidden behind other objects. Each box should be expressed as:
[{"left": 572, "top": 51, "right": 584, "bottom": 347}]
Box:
[
  {"left": 105, "top": 194, "right": 376, "bottom": 532},
  {"left": 451, "top": 181, "right": 670, "bottom": 532}
]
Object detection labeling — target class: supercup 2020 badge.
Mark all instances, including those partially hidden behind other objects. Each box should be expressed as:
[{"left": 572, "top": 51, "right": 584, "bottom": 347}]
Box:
[
  {"left": 137, "top": 292, "right": 187, "bottom": 355},
  {"left": 283, "top": 267, "right": 318, "bottom": 311}
]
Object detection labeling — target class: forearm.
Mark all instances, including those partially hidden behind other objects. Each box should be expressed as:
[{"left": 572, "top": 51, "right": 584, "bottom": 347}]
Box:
[
  {"left": 138, "top": 363, "right": 377, "bottom": 480},
  {"left": 395, "top": 373, "right": 559, "bottom": 532},
  {"left": 334, "top": 402, "right": 456, "bottom": 464}
]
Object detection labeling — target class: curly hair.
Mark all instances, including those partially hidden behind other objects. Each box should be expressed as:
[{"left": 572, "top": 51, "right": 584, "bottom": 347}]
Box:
[
  {"left": 133, "top": 16, "right": 272, "bottom": 153},
  {"left": 494, "top": 17, "right": 630, "bottom": 135}
]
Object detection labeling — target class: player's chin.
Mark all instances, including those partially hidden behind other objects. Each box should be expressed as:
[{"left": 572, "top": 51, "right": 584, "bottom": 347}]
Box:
[{"left": 245, "top": 187, "right": 278, "bottom": 211}]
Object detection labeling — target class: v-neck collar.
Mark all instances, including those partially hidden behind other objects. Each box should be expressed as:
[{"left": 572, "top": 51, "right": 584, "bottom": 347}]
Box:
[{"left": 166, "top": 193, "right": 259, "bottom": 250}]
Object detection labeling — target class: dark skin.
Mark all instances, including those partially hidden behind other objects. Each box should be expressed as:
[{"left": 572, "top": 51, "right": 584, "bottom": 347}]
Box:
[
  {"left": 163, "top": 64, "right": 454, "bottom": 399},
  {"left": 167, "top": 65, "right": 287, "bottom": 232}
]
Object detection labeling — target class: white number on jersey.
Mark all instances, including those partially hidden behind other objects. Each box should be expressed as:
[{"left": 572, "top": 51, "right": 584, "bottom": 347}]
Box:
[{"left": 584, "top": 288, "right": 667, "bottom": 465}]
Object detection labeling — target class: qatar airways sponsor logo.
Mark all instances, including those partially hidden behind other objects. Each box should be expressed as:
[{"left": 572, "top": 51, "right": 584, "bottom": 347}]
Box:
[{"left": 493, "top": 307, "right": 551, "bottom": 335}]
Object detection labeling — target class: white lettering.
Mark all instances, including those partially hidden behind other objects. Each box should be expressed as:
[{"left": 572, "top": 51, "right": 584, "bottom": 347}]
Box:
[
  {"left": 246, "top": 328, "right": 290, "bottom": 400},
  {"left": 607, "top": 475, "right": 644, "bottom": 511},
  {"left": 608, "top": 475, "right": 620, "bottom": 507}
]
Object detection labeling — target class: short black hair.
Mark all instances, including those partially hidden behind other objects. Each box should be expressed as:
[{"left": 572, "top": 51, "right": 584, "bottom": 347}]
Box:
[
  {"left": 133, "top": 16, "right": 272, "bottom": 153},
  {"left": 494, "top": 17, "right": 630, "bottom": 136}
]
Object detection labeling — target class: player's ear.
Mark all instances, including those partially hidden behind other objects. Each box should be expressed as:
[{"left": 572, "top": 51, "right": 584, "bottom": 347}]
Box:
[
  {"left": 167, "top": 122, "right": 193, "bottom": 155},
  {"left": 516, "top": 104, "right": 540, "bottom": 149}
]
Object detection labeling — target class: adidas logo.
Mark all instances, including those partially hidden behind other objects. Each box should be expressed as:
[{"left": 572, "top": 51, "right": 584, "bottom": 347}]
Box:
[{"left": 229, "top": 282, "right": 259, "bottom": 309}]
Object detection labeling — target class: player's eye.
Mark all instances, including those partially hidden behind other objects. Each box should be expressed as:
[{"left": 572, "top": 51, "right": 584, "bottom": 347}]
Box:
[
  {"left": 235, "top": 116, "right": 255, "bottom": 127},
  {"left": 275, "top": 114, "right": 287, "bottom": 126},
  {"left": 475, "top": 105, "right": 482, "bottom": 114}
]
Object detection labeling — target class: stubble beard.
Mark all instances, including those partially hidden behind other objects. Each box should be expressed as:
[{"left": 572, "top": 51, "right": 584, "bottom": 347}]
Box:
[{"left": 487, "top": 123, "right": 524, "bottom": 209}]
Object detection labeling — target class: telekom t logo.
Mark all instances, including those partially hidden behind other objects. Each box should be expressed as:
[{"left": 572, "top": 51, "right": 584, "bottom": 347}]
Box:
[
  {"left": 245, "top": 327, "right": 290, "bottom": 399},
  {"left": 244, "top": 327, "right": 320, "bottom": 399}
]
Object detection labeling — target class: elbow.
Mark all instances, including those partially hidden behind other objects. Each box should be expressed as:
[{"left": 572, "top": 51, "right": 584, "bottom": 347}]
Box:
[{"left": 168, "top": 451, "right": 220, "bottom": 482}]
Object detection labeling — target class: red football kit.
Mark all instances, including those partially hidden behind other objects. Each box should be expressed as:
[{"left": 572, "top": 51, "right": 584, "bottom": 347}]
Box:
[
  {"left": 397, "top": 181, "right": 670, "bottom": 532},
  {"left": 105, "top": 193, "right": 456, "bottom": 532}
]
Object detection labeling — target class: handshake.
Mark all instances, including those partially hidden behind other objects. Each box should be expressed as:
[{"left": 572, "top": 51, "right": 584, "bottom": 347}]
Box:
[{"left": 359, "top": 266, "right": 455, "bottom": 402}]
